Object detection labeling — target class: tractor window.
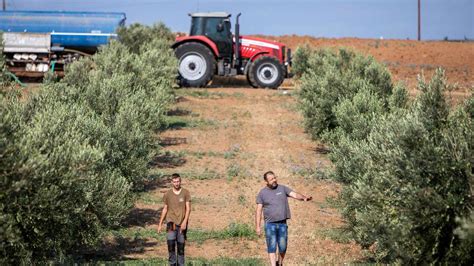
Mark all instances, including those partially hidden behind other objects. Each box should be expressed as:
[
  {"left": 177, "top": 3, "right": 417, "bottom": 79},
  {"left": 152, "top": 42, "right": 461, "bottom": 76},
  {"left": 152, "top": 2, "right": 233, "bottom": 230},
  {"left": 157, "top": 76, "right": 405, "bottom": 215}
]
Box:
[
  {"left": 190, "top": 17, "right": 205, "bottom": 36},
  {"left": 204, "top": 18, "right": 231, "bottom": 41},
  {"left": 190, "top": 17, "right": 230, "bottom": 38},
  {"left": 204, "top": 18, "right": 221, "bottom": 36},
  {"left": 190, "top": 16, "right": 233, "bottom": 59}
]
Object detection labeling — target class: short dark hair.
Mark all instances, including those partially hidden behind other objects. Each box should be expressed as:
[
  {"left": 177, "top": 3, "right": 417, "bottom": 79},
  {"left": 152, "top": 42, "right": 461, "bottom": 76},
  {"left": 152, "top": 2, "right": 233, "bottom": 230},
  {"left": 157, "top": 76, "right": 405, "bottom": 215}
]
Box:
[
  {"left": 171, "top": 173, "right": 181, "bottom": 179},
  {"left": 263, "top": 171, "right": 274, "bottom": 181}
]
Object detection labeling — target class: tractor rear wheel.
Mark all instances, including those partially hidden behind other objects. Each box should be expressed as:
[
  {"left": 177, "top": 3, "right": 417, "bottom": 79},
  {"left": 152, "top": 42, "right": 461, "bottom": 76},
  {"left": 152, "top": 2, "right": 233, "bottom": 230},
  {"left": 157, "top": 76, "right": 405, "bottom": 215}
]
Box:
[
  {"left": 175, "top": 42, "right": 216, "bottom": 87},
  {"left": 248, "top": 56, "right": 284, "bottom": 89}
]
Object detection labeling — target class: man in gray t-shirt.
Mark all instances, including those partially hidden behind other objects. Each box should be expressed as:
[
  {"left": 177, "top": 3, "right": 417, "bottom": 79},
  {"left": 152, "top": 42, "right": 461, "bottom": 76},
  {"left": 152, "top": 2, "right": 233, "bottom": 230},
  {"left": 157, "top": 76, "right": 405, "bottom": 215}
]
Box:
[{"left": 256, "top": 171, "right": 312, "bottom": 266}]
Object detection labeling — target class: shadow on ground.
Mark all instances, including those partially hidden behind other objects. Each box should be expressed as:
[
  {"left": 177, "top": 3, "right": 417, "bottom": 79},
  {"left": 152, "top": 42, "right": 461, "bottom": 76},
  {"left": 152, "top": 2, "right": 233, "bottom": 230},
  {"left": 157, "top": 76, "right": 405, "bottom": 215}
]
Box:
[
  {"left": 122, "top": 208, "right": 162, "bottom": 227},
  {"left": 313, "top": 144, "right": 330, "bottom": 154},
  {"left": 167, "top": 107, "right": 193, "bottom": 116},
  {"left": 208, "top": 76, "right": 253, "bottom": 88},
  {"left": 72, "top": 237, "right": 159, "bottom": 262},
  {"left": 142, "top": 174, "right": 169, "bottom": 192},
  {"left": 72, "top": 205, "right": 163, "bottom": 261},
  {"left": 208, "top": 76, "right": 294, "bottom": 89},
  {"left": 159, "top": 137, "right": 188, "bottom": 146},
  {"left": 149, "top": 151, "right": 187, "bottom": 168}
]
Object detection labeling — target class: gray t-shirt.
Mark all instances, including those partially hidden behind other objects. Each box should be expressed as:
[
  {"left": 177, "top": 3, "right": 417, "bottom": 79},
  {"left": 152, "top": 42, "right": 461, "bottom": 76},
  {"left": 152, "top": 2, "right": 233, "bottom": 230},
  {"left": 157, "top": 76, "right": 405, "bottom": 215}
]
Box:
[{"left": 256, "top": 184, "right": 293, "bottom": 223}]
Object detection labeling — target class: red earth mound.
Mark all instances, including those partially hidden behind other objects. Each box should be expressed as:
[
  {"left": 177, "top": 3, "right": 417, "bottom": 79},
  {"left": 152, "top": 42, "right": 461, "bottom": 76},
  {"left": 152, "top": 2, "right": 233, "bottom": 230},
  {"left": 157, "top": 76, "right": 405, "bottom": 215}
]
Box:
[{"left": 255, "top": 35, "right": 473, "bottom": 93}]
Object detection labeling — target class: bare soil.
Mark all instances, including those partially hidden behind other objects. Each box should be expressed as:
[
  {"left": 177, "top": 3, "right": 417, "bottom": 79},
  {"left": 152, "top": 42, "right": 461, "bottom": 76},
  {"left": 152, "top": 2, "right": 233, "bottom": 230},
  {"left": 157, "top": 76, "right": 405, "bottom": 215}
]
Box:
[
  {"left": 94, "top": 37, "right": 472, "bottom": 264},
  {"left": 265, "top": 36, "right": 473, "bottom": 93},
  {"left": 123, "top": 88, "right": 362, "bottom": 264}
]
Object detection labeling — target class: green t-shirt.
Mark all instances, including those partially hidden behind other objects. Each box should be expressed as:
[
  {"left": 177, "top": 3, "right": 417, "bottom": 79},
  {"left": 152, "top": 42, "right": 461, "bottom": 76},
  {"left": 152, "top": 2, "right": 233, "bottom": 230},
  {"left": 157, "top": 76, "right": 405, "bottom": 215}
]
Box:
[{"left": 163, "top": 188, "right": 191, "bottom": 225}]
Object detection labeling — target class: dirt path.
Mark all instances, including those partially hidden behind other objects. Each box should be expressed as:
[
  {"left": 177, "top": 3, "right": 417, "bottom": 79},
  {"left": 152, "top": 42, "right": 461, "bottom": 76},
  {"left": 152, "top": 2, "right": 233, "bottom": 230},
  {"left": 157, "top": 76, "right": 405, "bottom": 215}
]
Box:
[{"left": 116, "top": 85, "right": 363, "bottom": 264}]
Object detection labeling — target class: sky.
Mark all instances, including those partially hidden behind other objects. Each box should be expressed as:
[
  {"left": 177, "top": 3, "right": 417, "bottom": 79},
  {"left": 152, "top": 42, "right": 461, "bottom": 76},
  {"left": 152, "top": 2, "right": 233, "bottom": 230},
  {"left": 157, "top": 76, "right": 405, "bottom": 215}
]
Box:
[{"left": 4, "top": 0, "right": 473, "bottom": 40}]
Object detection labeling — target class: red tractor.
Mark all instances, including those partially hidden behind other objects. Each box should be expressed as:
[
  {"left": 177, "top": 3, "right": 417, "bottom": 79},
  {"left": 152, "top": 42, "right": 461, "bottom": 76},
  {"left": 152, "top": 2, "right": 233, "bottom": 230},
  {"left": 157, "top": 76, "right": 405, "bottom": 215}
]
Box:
[{"left": 172, "top": 12, "right": 291, "bottom": 89}]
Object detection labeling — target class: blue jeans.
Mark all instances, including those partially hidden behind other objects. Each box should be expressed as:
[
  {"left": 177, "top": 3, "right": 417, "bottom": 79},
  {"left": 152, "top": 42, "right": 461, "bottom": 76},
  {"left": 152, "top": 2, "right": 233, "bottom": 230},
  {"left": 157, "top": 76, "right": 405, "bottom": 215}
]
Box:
[
  {"left": 264, "top": 222, "right": 288, "bottom": 253},
  {"left": 166, "top": 222, "right": 186, "bottom": 266}
]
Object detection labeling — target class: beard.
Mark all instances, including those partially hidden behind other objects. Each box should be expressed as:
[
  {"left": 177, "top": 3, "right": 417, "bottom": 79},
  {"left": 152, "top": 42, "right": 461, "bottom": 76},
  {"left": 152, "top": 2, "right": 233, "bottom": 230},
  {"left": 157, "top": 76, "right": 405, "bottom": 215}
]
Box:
[{"left": 267, "top": 182, "right": 278, "bottom": 189}]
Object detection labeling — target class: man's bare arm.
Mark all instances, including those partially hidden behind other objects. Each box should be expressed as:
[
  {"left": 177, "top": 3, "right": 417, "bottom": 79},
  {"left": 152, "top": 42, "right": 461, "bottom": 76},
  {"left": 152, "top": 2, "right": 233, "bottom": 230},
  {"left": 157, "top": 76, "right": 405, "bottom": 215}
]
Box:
[
  {"left": 289, "top": 191, "right": 312, "bottom": 201},
  {"left": 181, "top": 201, "right": 191, "bottom": 231},
  {"left": 255, "top": 203, "right": 263, "bottom": 236},
  {"left": 157, "top": 204, "right": 168, "bottom": 232}
]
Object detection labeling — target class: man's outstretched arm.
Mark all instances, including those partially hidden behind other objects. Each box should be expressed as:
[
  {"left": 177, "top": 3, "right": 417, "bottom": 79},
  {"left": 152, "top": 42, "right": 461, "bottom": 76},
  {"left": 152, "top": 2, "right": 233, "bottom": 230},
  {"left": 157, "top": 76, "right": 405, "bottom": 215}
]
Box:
[{"left": 289, "top": 191, "right": 312, "bottom": 201}]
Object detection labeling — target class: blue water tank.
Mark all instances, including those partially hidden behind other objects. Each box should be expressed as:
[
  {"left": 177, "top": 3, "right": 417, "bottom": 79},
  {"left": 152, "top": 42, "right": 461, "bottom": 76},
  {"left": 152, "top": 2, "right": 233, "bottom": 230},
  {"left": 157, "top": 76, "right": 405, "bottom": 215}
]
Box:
[{"left": 0, "top": 10, "right": 126, "bottom": 48}]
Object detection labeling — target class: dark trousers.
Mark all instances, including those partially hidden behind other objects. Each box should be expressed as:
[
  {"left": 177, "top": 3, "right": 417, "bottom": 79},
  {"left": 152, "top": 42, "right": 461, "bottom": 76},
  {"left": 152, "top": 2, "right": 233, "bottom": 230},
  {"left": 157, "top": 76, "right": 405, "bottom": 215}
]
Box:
[{"left": 166, "top": 222, "right": 186, "bottom": 266}]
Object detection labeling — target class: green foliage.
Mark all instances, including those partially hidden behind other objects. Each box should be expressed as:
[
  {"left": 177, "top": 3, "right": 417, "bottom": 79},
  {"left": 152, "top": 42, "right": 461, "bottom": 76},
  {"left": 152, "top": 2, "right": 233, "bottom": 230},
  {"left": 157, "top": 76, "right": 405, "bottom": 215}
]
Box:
[
  {"left": 117, "top": 22, "right": 175, "bottom": 53},
  {"left": 291, "top": 44, "right": 312, "bottom": 77},
  {"left": 0, "top": 95, "right": 28, "bottom": 262},
  {"left": 38, "top": 40, "right": 176, "bottom": 189},
  {"left": 454, "top": 211, "right": 474, "bottom": 263},
  {"left": 329, "top": 70, "right": 473, "bottom": 263},
  {"left": 1, "top": 24, "right": 177, "bottom": 263},
  {"left": 152, "top": 169, "right": 220, "bottom": 180},
  {"left": 180, "top": 257, "right": 263, "bottom": 266},
  {"left": 186, "top": 223, "right": 258, "bottom": 243},
  {"left": 0, "top": 33, "right": 13, "bottom": 91},
  {"left": 296, "top": 44, "right": 472, "bottom": 264},
  {"left": 109, "top": 222, "right": 257, "bottom": 243},
  {"left": 0, "top": 33, "right": 5, "bottom": 70},
  {"left": 414, "top": 70, "right": 450, "bottom": 134},
  {"left": 224, "top": 144, "right": 241, "bottom": 159},
  {"left": 464, "top": 94, "right": 474, "bottom": 119},
  {"left": 297, "top": 47, "right": 394, "bottom": 140},
  {"left": 222, "top": 222, "right": 256, "bottom": 239},
  {"left": 388, "top": 83, "right": 410, "bottom": 111},
  {"left": 163, "top": 115, "right": 218, "bottom": 130},
  {"left": 0, "top": 35, "right": 5, "bottom": 72},
  {"left": 1, "top": 96, "right": 133, "bottom": 264},
  {"left": 326, "top": 87, "right": 385, "bottom": 143},
  {"left": 226, "top": 162, "right": 249, "bottom": 180}
]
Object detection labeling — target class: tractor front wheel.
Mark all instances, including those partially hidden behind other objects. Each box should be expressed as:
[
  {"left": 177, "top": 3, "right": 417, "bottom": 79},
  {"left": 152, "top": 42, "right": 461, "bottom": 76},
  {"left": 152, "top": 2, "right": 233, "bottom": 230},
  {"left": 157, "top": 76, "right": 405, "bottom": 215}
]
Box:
[
  {"left": 246, "top": 73, "right": 258, "bottom": 88},
  {"left": 248, "top": 56, "right": 284, "bottom": 89},
  {"left": 175, "top": 42, "right": 216, "bottom": 87}
]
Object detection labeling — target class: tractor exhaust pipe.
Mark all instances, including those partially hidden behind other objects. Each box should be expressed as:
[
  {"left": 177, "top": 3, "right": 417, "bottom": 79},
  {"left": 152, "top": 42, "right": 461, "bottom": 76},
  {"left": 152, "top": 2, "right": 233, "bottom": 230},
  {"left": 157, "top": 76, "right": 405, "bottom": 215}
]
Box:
[{"left": 234, "top": 12, "right": 242, "bottom": 69}]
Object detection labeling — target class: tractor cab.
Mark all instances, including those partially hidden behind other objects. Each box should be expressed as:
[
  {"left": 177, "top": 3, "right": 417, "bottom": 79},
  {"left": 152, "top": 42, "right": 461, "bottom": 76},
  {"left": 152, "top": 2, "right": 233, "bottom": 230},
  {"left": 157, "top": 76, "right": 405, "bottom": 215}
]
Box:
[{"left": 189, "top": 12, "right": 233, "bottom": 63}]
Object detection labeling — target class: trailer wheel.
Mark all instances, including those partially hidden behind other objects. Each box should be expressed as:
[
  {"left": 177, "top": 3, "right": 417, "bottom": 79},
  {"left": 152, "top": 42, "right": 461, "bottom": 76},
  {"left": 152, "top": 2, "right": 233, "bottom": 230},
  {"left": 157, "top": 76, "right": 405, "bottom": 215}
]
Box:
[
  {"left": 248, "top": 56, "right": 284, "bottom": 89},
  {"left": 175, "top": 42, "right": 216, "bottom": 87}
]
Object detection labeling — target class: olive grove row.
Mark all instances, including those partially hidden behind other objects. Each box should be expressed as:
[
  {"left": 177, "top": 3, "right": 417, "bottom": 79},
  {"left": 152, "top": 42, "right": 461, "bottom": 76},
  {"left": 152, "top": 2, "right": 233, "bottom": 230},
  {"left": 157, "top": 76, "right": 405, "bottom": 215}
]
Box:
[
  {"left": 1, "top": 23, "right": 177, "bottom": 263},
  {"left": 293, "top": 46, "right": 473, "bottom": 264}
]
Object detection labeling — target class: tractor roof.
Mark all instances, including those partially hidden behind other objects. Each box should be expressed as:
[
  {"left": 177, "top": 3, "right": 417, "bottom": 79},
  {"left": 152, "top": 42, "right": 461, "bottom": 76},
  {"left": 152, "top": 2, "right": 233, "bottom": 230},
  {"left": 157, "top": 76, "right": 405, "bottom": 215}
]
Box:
[{"left": 189, "top": 12, "right": 231, "bottom": 18}]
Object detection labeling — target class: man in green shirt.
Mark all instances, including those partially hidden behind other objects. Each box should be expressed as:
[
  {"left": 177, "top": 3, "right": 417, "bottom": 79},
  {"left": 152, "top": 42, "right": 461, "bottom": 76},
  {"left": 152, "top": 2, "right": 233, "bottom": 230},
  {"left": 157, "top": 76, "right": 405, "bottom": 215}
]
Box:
[{"left": 158, "top": 173, "right": 191, "bottom": 266}]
